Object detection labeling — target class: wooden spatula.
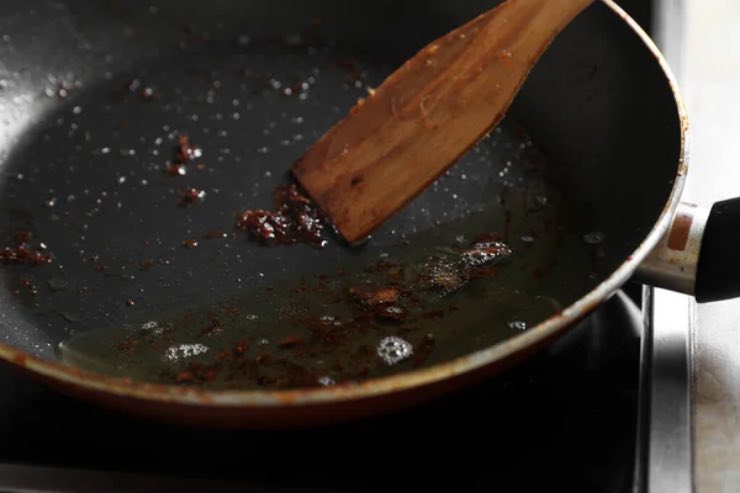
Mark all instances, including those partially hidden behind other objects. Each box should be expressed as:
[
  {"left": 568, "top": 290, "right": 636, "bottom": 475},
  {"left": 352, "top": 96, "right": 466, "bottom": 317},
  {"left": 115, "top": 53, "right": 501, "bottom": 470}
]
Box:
[{"left": 292, "top": 0, "right": 594, "bottom": 244}]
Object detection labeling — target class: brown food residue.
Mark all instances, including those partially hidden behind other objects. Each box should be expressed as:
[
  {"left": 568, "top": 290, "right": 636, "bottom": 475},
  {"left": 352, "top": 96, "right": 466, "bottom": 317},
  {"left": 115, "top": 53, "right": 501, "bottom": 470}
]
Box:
[
  {"left": 278, "top": 335, "right": 306, "bottom": 349},
  {"left": 233, "top": 340, "right": 250, "bottom": 356},
  {"left": 165, "top": 134, "right": 202, "bottom": 178},
  {"left": 349, "top": 285, "right": 399, "bottom": 307},
  {"left": 182, "top": 239, "right": 200, "bottom": 249},
  {"left": 178, "top": 187, "right": 206, "bottom": 207},
  {"left": 236, "top": 184, "right": 326, "bottom": 248},
  {"left": 336, "top": 60, "right": 364, "bottom": 81},
  {"left": 14, "top": 278, "right": 38, "bottom": 296},
  {"left": 88, "top": 232, "right": 515, "bottom": 390},
  {"left": 175, "top": 135, "right": 202, "bottom": 164},
  {"left": 123, "top": 79, "right": 157, "bottom": 102},
  {"left": 166, "top": 163, "right": 187, "bottom": 177},
  {"left": 0, "top": 231, "right": 53, "bottom": 266},
  {"left": 138, "top": 86, "right": 156, "bottom": 101},
  {"left": 205, "top": 230, "right": 228, "bottom": 240}
]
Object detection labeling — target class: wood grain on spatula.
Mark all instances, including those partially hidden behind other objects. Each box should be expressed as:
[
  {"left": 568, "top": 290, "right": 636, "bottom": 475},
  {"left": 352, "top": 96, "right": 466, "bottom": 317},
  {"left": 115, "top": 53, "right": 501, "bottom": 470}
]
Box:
[{"left": 292, "top": 0, "right": 594, "bottom": 244}]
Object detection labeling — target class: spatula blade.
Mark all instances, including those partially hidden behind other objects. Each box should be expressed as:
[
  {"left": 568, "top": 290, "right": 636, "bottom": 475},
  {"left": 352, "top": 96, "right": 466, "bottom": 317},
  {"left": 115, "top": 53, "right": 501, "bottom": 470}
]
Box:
[{"left": 293, "top": 0, "right": 594, "bottom": 244}]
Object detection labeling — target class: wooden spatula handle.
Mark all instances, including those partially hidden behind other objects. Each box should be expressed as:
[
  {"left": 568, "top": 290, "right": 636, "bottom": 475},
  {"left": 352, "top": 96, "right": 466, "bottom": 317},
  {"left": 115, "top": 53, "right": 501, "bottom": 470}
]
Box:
[{"left": 293, "top": 0, "right": 594, "bottom": 244}]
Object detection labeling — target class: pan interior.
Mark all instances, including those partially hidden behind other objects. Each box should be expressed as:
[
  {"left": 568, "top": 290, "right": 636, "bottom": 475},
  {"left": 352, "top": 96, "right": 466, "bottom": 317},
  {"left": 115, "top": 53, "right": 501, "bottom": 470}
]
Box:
[{"left": 0, "top": 0, "right": 680, "bottom": 390}]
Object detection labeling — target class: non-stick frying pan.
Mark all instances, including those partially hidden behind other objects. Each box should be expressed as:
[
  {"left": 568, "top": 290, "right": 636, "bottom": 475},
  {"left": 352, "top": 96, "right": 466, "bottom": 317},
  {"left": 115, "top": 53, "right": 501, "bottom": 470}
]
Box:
[{"left": 0, "top": 0, "right": 723, "bottom": 427}]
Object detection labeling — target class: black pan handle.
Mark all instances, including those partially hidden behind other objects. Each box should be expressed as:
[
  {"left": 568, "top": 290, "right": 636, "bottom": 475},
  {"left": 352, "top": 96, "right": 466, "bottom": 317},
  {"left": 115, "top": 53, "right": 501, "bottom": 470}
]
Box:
[
  {"left": 636, "top": 198, "right": 740, "bottom": 302},
  {"left": 695, "top": 197, "right": 740, "bottom": 302}
]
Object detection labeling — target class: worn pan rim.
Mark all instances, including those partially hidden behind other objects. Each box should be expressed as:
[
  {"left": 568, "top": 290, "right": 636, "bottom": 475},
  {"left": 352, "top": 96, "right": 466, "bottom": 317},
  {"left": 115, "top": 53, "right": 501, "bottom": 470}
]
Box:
[{"left": 0, "top": 0, "right": 688, "bottom": 410}]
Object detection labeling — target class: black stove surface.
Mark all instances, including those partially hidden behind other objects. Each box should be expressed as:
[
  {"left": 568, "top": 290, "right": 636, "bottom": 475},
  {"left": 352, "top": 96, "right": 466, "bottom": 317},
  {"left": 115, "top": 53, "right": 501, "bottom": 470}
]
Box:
[{"left": 0, "top": 289, "right": 643, "bottom": 492}]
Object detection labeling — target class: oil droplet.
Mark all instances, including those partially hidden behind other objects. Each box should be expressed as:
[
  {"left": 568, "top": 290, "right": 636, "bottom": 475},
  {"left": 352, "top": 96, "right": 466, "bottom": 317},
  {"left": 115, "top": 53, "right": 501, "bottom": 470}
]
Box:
[
  {"left": 461, "top": 241, "right": 512, "bottom": 267},
  {"left": 164, "top": 343, "right": 209, "bottom": 362},
  {"left": 141, "top": 321, "right": 164, "bottom": 336},
  {"left": 508, "top": 320, "right": 527, "bottom": 331},
  {"left": 318, "top": 376, "right": 336, "bottom": 386},
  {"left": 377, "top": 336, "right": 413, "bottom": 366}
]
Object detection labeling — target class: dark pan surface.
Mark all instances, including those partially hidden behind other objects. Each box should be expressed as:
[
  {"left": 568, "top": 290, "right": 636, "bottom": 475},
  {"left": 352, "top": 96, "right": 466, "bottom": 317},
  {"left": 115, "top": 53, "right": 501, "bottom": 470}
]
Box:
[
  {"left": 1, "top": 45, "right": 601, "bottom": 388},
  {"left": 0, "top": 1, "right": 681, "bottom": 392}
]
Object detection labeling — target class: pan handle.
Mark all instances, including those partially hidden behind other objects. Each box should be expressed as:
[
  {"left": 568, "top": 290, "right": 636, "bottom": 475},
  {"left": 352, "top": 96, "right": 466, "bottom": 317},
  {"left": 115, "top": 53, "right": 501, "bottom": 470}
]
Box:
[
  {"left": 636, "top": 198, "right": 740, "bottom": 302},
  {"left": 694, "top": 197, "right": 740, "bottom": 302}
]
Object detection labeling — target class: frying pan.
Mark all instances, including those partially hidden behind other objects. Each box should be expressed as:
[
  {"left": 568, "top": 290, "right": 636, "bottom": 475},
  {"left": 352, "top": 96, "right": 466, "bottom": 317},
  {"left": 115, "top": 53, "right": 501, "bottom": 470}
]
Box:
[{"left": 0, "top": 0, "right": 727, "bottom": 428}]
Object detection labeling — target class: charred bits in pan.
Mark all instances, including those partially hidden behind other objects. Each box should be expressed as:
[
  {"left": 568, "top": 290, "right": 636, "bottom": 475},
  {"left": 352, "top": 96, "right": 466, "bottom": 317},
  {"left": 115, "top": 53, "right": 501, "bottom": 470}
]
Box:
[
  {"left": 163, "top": 134, "right": 208, "bottom": 207},
  {"left": 165, "top": 134, "right": 204, "bottom": 179},
  {"left": 63, "top": 233, "right": 514, "bottom": 389},
  {"left": 161, "top": 135, "right": 325, "bottom": 245},
  {"left": 0, "top": 231, "right": 53, "bottom": 266},
  {"left": 236, "top": 184, "right": 327, "bottom": 248}
]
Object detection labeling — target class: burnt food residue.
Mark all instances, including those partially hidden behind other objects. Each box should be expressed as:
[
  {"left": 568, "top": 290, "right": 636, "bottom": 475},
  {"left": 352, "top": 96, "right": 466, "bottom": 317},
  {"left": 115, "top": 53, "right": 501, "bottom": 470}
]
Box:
[
  {"left": 0, "top": 231, "right": 53, "bottom": 266},
  {"left": 236, "top": 184, "right": 327, "bottom": 248}
]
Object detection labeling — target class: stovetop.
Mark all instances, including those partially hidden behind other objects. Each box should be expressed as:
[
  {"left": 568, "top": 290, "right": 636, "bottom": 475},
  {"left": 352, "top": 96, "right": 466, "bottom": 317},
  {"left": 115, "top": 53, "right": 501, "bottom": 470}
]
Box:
[{"left": 0, "top": 288, "right": 644, "bottom": 492}]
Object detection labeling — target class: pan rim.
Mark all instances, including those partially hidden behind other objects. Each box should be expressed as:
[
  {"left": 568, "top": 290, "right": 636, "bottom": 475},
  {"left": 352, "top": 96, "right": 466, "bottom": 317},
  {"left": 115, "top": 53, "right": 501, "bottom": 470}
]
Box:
[{"left": 0, "top": 0, "right": 688, "bottom": 411}]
